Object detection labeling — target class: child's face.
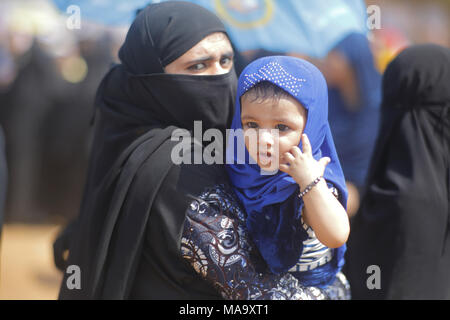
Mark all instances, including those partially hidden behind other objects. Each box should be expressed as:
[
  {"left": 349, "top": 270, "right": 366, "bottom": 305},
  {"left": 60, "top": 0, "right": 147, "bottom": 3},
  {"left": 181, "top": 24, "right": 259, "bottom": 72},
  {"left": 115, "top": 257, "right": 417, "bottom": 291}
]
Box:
[{"left": 241, "top": 93, "right": 307, "bottom": 170}]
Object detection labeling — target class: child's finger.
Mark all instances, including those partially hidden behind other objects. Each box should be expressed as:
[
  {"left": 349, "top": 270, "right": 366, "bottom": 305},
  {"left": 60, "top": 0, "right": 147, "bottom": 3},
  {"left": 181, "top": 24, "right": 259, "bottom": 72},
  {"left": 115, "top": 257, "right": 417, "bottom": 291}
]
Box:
[
  {"left": 318, "top": 157, "right": 331, "bottom": 171},
  {"left": 283, "top": 152, "right": 296, "bottom": 163},
  {"left": 279, "top": 163, "right": 290, "bottom": 173},
  {"left": 301, "top": 134, "right": 312, "bottom": 156},
  {"left": 290, "top": 146, "right": 302, "bottom": 158}
]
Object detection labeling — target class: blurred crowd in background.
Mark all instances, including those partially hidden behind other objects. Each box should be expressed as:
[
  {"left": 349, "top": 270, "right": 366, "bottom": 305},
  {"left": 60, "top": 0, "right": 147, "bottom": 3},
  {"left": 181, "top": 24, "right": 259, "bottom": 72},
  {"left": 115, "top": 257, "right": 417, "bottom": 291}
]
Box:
[{"left": 0, "top": 0, "right": 127, "bottom": 224}]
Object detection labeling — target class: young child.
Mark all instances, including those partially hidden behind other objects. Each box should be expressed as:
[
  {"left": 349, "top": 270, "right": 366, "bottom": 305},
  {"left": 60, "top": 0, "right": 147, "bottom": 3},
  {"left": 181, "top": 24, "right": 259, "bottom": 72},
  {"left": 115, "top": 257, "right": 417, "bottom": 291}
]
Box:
[{"left": 226, "top": 56, "right": 350, "bottom": 292}]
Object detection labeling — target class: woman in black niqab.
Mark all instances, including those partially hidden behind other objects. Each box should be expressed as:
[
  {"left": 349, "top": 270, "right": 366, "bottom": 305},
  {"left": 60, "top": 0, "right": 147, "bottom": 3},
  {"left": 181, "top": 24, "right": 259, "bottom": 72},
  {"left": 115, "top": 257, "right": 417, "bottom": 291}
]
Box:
[
  {"left": 57, "top": 2, "right": 237, "bottom": 299},
  {"left": 345, "top": 44, "right": 450, "bottom": 299}
]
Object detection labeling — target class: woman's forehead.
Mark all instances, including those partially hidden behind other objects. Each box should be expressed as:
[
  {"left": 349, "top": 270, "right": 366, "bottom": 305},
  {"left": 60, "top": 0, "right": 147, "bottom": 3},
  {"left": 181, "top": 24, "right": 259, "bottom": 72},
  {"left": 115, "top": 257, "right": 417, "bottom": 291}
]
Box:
[{"left": 180, "top": 32, "right": 232, "bottom": 60}]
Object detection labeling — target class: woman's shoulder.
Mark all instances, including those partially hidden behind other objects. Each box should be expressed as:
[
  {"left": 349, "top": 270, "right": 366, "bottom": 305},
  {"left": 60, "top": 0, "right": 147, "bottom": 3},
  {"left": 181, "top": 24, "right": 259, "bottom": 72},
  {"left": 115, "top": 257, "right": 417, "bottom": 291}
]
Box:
[
  {"left": 134, "top": 128, "right": 229, "bottom": 195},
  {"left": 155, "top": 132, "right": 229, "bottom": 181}
]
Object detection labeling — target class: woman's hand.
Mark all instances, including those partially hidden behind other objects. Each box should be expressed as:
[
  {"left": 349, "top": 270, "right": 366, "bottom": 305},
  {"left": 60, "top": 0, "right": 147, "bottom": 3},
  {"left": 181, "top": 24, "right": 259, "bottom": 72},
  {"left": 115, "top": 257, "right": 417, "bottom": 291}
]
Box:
[{"left": 279, "top": 133, "right": 330, "bottom": 189}]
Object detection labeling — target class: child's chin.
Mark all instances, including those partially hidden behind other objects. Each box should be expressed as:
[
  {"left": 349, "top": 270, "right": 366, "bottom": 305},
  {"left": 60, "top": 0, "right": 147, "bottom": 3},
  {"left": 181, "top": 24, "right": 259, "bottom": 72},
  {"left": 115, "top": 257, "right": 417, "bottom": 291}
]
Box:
[{"left": 257, "top": 160, "right": 279, "bottom": 171}]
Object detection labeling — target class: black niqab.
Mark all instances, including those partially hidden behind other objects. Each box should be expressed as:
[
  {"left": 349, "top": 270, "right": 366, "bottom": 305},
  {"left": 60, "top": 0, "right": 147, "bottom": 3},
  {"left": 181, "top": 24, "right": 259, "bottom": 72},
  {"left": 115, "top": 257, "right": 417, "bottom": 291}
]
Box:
[
  {"left": 345, "top": 44, "right": 450, "bottom": 299},
  {"left": 88, "top": 1, "right": 236, "bottom": 183},
  {"left": 58, "top": 2, "right": 237, "bottom": 299}
]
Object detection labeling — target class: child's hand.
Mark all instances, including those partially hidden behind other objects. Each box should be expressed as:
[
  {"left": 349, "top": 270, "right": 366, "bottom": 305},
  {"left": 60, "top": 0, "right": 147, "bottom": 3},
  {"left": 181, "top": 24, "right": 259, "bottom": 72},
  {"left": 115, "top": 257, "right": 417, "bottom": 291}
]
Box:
[{"left": 279, "top": 134, "right": 330, "bottom": 189}]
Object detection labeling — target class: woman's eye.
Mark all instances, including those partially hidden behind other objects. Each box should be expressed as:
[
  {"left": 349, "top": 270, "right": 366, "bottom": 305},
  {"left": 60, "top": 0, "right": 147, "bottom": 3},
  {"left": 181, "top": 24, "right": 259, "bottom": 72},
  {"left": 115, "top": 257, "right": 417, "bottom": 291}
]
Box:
[
  {"left": 276, "top": 124, "right": 290, "bottom": 131},
  {"left": 220, "top": 57, "right": 232, "bottom": 66},
  {"left": 188, "top": 63, "right": 206, "bottom": 71}
]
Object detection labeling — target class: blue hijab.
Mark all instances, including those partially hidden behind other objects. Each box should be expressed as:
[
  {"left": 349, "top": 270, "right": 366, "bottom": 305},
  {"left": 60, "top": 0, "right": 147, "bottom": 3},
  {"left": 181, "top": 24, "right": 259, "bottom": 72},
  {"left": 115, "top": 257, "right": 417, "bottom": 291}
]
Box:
[
  {"left": 226, "top": 56, "right": 348, "bottom": 286},
  {"left": 328, "top": 33, "right": 381, "bottom": 189}
]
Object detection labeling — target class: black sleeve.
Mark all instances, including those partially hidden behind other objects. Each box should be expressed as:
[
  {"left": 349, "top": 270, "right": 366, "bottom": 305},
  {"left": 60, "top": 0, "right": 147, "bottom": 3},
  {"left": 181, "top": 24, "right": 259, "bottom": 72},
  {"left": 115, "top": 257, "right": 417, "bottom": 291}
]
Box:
[{"left": 131, "top": 161, "right": 228, "bottom": 299}]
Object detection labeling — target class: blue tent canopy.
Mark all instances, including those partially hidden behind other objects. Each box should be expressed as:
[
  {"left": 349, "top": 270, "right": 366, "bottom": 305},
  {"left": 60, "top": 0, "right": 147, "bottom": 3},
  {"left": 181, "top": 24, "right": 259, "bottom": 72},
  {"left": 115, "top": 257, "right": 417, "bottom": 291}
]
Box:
[{"left": 53, "top": 0, "right": 368, "bottom": 58}]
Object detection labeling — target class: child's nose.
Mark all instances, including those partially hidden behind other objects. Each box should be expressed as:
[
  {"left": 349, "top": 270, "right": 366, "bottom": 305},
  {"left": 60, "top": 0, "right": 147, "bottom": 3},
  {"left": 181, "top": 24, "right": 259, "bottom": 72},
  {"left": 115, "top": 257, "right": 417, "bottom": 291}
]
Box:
[{"left": 259, "top": 130, "right": 274, "bottom": 148}]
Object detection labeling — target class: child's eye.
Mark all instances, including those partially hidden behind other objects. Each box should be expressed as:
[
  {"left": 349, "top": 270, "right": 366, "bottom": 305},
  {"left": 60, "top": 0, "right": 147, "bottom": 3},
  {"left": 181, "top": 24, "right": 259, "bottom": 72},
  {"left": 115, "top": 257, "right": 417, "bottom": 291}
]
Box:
[
  {"left": 276, "top": 124, "right": 290, "bottom": 132},
  {"left": 243, "top": 122, "right": 258, "bottom": 129}
]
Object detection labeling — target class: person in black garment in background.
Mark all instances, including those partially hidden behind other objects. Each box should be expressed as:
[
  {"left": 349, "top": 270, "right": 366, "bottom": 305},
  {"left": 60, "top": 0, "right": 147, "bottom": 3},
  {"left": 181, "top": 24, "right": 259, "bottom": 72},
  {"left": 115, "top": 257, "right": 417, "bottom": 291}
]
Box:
[{"left": 346, "top": 44, "right": 450, "bottom": 299}]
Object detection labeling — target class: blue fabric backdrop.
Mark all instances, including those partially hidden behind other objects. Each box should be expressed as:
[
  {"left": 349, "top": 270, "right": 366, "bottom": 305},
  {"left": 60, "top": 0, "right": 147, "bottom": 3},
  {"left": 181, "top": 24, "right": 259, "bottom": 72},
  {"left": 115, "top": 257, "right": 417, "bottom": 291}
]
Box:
[{"left": 52, "top": 0, "right": 368, "bottom": 58}]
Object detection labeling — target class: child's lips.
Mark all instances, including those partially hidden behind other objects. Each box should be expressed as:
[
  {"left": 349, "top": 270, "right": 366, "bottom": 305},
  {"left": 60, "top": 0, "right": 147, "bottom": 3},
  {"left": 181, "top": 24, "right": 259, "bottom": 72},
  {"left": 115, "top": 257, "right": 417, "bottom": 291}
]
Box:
[{"left": 258, "top": 152, "right": 273, "bottom": 164}]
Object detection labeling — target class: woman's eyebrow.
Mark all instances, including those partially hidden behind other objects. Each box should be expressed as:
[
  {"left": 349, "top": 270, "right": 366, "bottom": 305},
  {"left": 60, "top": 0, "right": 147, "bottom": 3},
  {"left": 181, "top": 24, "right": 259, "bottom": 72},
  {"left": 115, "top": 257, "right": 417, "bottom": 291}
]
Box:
[
  {"left": 187, "top": 56, "right": 213, "bottom": 65},
  {"left": 222, "top": 51, "right": 234, "bottom": 59},
  {"left": 186, "top": 51, "right": 234, "bottom": 65}
]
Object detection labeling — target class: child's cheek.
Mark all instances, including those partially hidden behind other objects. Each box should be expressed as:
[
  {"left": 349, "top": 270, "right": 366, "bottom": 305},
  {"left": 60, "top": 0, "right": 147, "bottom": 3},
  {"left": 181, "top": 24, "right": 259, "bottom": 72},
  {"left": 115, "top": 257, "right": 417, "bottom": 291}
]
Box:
[{"left": 278, "top": 153, "right": 289, "bottom": 166}]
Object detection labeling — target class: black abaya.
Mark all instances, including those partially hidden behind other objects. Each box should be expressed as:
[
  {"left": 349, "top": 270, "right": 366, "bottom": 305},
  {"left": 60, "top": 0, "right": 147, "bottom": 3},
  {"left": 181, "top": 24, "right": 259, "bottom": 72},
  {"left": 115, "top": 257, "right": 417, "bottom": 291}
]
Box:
[
  {"left": 57, "top": 2, "right": 237, "bottom": 299},
  {"left": 345, "top": 44, "right": 450, "bottom": 299}
]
